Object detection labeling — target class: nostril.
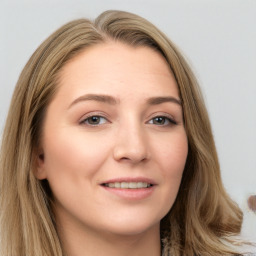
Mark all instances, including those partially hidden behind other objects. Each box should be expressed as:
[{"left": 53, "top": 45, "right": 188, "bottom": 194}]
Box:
[{"left": 247, "top": 195, "right": 256, "bottom": 212}]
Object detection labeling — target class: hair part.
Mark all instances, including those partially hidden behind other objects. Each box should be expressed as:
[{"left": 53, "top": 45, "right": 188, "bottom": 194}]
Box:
[{"left": 0, "top": 10, "right": 243, "bottom": 256}]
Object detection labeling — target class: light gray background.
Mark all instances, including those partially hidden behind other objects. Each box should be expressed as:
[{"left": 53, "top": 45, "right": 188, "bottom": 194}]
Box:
[{"left": 1, "top": 0, "right": 255, "bottom": 240}]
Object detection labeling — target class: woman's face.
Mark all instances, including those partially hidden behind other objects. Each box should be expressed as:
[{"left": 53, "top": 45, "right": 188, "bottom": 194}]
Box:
[{"left": 37, "top": 42, "right": 188, "bottom": 237}]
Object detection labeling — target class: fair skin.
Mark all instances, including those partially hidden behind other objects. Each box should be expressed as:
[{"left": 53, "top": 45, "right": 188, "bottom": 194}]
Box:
[{"left": 36, "top": 42, "right": 188, "bottom": 256}]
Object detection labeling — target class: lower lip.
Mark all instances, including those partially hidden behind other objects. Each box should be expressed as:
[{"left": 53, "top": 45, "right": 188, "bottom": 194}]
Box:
[{"left": 101, "top": 186, "right": 155, "bottom": 200}]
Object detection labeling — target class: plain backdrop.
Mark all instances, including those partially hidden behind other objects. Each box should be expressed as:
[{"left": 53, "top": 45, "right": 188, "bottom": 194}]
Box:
[{"left": 0, "top": 0, "right": 255, "bottom": 240}]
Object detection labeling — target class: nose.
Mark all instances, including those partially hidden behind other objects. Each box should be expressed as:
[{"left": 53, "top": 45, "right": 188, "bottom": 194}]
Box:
[{"left": 113, "top": 122, "right": 150, "bottom": 164}]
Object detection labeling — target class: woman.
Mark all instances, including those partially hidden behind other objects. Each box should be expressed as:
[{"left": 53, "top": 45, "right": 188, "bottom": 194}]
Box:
[{"left": 0, "top": 10, "right": 250, "bottom": 256}]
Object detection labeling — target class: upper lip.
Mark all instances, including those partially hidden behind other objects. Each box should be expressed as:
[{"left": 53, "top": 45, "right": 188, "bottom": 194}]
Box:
[{"left": 100, "top": 177, "right": 157, "bottom": 185}]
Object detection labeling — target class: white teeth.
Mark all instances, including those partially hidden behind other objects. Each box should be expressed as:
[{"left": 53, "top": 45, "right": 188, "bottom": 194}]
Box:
[
  {"left": 121, "top": 182, "right": 129, "bottom": 188},
  {"left": 114, "top": 182, "right": 121, "bottom": 188},
  {"left": 104, "top": 182, "right": 151, "bottom": 189},
  {"left": 129, "top": 182, "right": 137, "bottom": 188}
]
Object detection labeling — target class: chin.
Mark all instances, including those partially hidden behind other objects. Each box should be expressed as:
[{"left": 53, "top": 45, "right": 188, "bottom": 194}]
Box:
[{"left": 100, "top": 216, "right": 161, "bottom": 237}]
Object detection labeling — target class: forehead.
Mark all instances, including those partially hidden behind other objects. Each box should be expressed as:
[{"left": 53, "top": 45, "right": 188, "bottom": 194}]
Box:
[
  {"left": 61, "top": 41, "right": 171, "bottom": 74},
  {"left": 56, "top": 41, "right": 179, "bottom": 100}
]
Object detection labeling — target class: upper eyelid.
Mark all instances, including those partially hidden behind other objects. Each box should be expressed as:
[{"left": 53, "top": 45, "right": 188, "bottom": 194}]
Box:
[
  {"left": 146, "top": 112, "right": 176, "bottom": 121},
  {"left": 79, "top": 112, "right": 110, "bottom": 121}
]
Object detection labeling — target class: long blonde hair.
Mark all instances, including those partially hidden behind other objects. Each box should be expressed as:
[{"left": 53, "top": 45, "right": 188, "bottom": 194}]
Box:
[{"left": 0, "top": 10, "right": 243, "bottom": 256}]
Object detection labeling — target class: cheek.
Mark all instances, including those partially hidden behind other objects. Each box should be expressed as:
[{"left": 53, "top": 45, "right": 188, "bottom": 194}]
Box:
[
  {"left": 153, "top": 132, "right": 188, "bottom": 211},
  {"left": 157, "top": 132, "right": 188, "bottom": 176},
  {"left": 42, "top": 128, "right": 111, "bottom": 182}
]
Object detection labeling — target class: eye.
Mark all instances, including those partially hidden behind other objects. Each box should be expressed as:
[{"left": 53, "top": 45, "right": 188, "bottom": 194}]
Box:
[
  {"left": 80, "top": 115, "right": 108, "bottom": 126},
  {"left": 148, "top": 116, "right": 177, "bottom": 126}
]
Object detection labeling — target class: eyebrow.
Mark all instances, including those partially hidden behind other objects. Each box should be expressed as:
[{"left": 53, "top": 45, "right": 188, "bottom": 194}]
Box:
[
  {"left": 146, "top": 96, "right": 181, "bottom": 106},
  {"left": 68, "top": 93, "right": 181, "bottom": 109},
  {"left": 69, "top": 94, "right": 118, "bottom": 108}
]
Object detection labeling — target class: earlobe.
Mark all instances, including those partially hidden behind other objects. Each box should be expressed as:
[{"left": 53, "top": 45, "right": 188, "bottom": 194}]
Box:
[{"left": 34, "top": 151, "right": 47, "bottom": 180}]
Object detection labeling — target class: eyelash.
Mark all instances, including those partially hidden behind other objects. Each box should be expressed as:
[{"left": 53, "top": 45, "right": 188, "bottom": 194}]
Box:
[
  {"left": 148, "top": 116, "right": 177, "bottom": 126},
  {"left": 79, "top": 115, "right": 109, "bottom": 126},
  {"left": 79, "top": 114, "right": 177, "bottom": 127}
]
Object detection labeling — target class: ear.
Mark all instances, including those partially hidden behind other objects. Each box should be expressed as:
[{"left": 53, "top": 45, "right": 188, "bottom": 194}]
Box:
[{"left": 34, "top": 148, "right": 47, "bottom": 180}]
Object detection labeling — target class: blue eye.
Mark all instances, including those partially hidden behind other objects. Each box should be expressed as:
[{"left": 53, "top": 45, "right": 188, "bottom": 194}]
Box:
[
  {"left": 149, "top": 116, "right": 176, "bottom": 126},
  {"left": 81, "top": 116, "right": 107, "bottom": 125}
]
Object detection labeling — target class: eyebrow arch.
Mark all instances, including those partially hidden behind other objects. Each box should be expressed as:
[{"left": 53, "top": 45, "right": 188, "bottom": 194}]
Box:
[
  {"left": 147, "top": 96, "right": 182, "bottom": 106},
  {"left": 69, "top": 94, "right": 118, "bottom": 109}
]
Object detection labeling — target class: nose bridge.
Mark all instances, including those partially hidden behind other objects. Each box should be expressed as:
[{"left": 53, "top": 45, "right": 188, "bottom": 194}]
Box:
[{"left": 113, "top": 114, "right": 149, "bottom": 163}]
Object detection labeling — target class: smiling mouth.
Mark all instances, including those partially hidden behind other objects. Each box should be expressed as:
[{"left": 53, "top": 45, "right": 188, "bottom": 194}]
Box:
[{"left": 102, "top": 182, "right": 153, "bottom": 189}]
